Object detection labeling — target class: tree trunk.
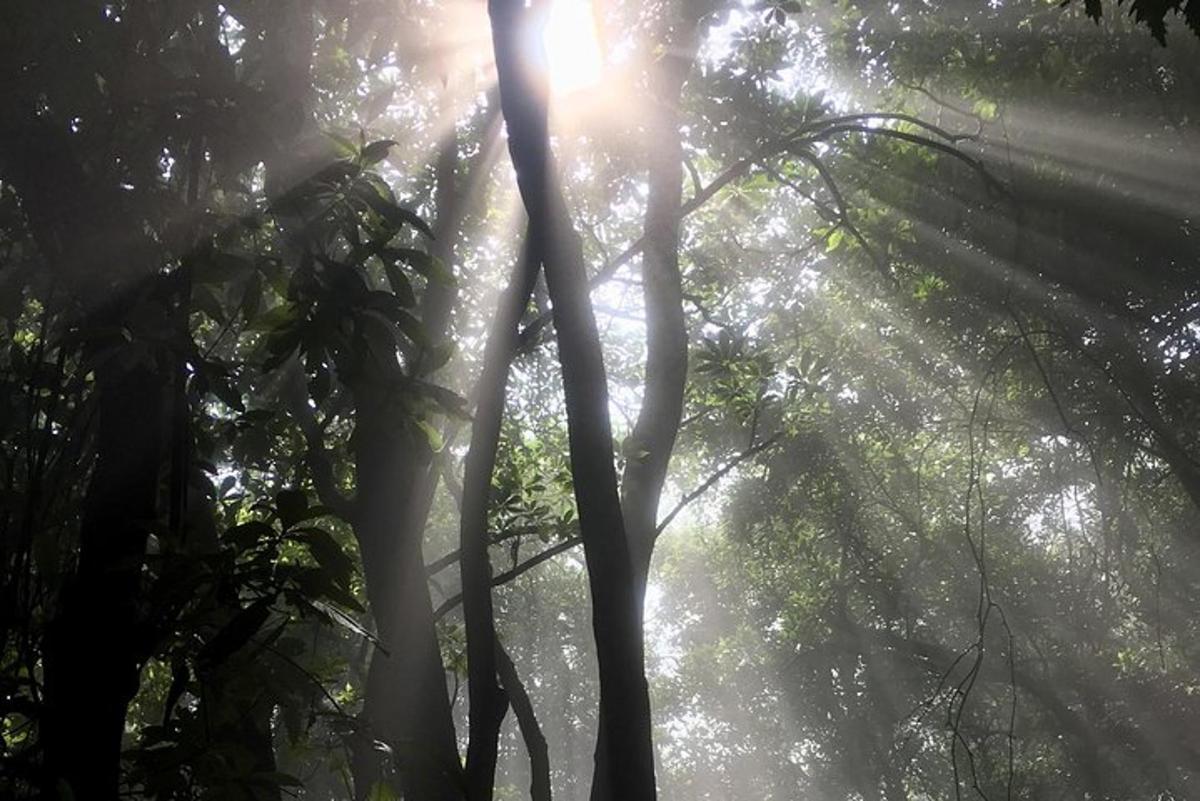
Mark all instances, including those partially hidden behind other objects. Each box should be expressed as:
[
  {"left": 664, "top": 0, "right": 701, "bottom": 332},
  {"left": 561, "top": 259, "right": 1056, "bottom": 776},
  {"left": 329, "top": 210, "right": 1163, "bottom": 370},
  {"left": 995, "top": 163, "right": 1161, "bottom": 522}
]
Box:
[
  {"left": 596, "top": 16, "right": 704, "bottom": 799},
  {"left": 42, "top": 362, "right": 168, "bottom": 801},
  {"left": 620, "top": 5, "right": 703, "bottom": 601},
  {"left": 0, "top": 101, "right": 171, "bottom": 800},
  {"left": 497, "top": 642, "right": 552, "bottom": 801},
  {"left": 352, "top": 399, "right": 464, "bottom": 801},
  {"left": 347, "top": 111, "right": 497, "bottom": 801},
  {"left": 460, "top": 234, "right": 541, "bottom": 800},
  {"left": 488, "top": 2, "right": 656, "bottom": 798}
]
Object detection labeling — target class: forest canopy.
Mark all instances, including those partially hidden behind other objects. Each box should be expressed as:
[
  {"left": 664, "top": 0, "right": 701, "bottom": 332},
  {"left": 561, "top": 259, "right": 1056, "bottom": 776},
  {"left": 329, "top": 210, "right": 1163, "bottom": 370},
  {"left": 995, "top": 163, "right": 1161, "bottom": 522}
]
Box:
[{"left": 2, "top": 1, "right": 1199, "bottom": 800}]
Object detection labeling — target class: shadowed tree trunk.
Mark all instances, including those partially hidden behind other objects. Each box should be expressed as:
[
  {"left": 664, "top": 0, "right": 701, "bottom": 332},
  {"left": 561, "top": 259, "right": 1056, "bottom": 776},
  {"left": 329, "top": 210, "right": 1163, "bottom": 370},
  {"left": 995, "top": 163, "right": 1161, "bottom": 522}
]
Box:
[
  {"left": 43, "top": 359, "right": 168, "bottom": 801},
  {"left": 460, "top": 233, "right": 541, "bottom": 800},
  {"left": 253, "top": 10, "right": 467, "bottom": 793},
  {"left": 352, "top": 399, "right": 464, "bottom": 800},
  {"left": 487, "top": 2, "right": 656, "bottom": 798},
  {"left": 345, "top": 128, "right": 471, "bottom": 800},
  {"left": 0, "top": 92, "right": 170, "bottom": 798},
  {"left": 591, "top": 12, "right": 706, "bottom": 799},
  {"left": 497, "top": 641, "right": 553, "bottom": 801}
]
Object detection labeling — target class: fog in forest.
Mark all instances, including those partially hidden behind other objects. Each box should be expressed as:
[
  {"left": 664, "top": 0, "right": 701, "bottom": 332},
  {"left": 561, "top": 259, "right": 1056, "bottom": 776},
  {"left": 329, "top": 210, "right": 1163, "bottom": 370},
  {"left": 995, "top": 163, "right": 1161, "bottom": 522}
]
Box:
[{"left": 2, "top": 1, "right": 1199, "bottom": 800}]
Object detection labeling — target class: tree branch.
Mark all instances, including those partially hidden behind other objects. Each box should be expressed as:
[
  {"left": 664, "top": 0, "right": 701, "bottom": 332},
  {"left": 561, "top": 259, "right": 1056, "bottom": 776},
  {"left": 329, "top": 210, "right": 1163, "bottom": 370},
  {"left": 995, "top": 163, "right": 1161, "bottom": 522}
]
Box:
[
  {"left": 433, "top": 535, "right": 584, "bottom": 623},
  {"left": 655, "top": 434, "right": 782, "bottom": 536}
]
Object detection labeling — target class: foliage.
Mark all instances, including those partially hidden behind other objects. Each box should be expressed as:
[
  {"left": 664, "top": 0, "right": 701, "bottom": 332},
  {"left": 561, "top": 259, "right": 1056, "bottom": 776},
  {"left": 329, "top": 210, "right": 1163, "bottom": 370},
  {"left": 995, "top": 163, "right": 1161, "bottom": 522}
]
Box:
[{"left": 3, "top": 0, "right": 1200, "bottom": 799}]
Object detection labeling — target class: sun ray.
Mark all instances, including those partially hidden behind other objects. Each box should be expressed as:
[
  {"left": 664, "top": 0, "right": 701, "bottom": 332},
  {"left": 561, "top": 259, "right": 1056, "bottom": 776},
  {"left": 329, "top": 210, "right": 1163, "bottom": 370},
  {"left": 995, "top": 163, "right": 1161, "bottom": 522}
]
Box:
[{"left": 543, "top": 0, "right": 604, "bottom": 96}]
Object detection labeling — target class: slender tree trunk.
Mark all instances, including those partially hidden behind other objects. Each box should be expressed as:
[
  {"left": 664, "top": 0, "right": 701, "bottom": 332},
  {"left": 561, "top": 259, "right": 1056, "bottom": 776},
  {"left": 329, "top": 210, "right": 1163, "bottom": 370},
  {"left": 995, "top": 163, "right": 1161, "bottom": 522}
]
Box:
[
  {"left": 620, "top": 7, "right": 703, "bottom": 601},
  {"left": 460, "top": 234, "right": 541, "bottom": 800},
  {"left": 593, "top": 16, "right": 704, "bottom": 799},
  {"left": 497, "top": 642, "right": 553, "bottom": 801},
  {"left": 488, "top": 2, "right": 656, "bottom": 798}
]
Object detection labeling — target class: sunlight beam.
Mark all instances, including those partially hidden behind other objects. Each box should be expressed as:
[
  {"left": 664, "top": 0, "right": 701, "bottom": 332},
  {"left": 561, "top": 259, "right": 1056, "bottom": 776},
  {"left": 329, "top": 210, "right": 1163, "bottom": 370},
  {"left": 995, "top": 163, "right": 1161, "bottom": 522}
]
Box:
[{"left": 543, "top": 0, "right": 604, "bottom": 96}]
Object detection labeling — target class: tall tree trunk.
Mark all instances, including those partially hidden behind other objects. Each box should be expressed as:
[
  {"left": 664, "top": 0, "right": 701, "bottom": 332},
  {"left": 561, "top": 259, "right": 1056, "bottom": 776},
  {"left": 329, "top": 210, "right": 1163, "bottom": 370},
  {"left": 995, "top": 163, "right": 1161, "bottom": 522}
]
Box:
[
  {"left": 0, "top": 99, "right": 171, "bottom": 797},
  {"left": 593, "top": 15, "right": 705, "bottom": 800},
  {"left": 347, "top": 133, "right": 465, "bottom": 794},
  {"left": 487, "top": 2, "right": 656, "bottom": 799},
  {"left": 460, "top": 234, "right": 541, "bottom": 800},
  {"left": 347, "top": 117, "right": 488, "bottom": 801},
  {"left": 352, "top": 399, "right": 464, "bottom": 801},
  {"left": 257, "top": 10, "right": 479, "bottom": 796},
  {"left": 42, "top": 361, "right": 168, "bottom": 801},
  {"left": 620, "top": 6, "right": 703, "bottom": 600}
]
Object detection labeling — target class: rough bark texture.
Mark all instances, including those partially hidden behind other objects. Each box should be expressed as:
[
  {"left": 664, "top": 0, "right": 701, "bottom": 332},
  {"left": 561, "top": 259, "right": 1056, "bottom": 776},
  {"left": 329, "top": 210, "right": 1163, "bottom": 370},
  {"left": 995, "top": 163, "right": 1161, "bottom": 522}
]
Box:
[{"left": 488, "top": 2, "right": 656, "bottom": 798}]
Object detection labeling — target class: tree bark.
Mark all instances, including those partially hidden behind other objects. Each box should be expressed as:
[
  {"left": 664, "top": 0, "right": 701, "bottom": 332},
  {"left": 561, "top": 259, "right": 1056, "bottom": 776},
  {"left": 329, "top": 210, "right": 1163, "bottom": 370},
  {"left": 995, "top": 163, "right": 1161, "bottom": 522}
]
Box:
[
  {"left": 487, "top": 2, "right": 656, "bottom": 798},
  {"left": 0, "top": 92, "right": 171, "bottom": 799}
]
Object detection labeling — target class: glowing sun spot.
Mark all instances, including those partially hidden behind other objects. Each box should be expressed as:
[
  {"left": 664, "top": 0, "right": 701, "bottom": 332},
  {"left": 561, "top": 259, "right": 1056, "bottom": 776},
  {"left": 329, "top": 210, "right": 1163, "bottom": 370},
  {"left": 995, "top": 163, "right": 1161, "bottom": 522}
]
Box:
[{"left": 543, "top": 0, "right": 604, "bottom": 96}]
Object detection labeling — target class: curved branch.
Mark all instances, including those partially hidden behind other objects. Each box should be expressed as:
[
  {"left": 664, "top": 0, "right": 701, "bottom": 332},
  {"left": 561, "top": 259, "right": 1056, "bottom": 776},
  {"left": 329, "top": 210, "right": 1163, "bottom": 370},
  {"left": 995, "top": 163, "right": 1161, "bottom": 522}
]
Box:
[
  {"left": 655, "top": 434, "right": 782, "bottom": 536},
  {"left": 796, "top": 125, "right": 1005, "bottom": 192},
  {"left": 433, "top": 535, "right": 584, "bottom": 622},
  {"left": 496, "top": 642, "right": 552, "bottom": 801}
]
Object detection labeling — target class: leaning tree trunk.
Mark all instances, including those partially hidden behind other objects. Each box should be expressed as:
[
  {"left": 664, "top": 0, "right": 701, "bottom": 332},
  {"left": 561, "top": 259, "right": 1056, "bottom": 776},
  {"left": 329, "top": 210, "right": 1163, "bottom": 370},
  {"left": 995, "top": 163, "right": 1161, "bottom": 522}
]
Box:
[{"left": 488, "top": 2, "right": 656, "bottom": 799}]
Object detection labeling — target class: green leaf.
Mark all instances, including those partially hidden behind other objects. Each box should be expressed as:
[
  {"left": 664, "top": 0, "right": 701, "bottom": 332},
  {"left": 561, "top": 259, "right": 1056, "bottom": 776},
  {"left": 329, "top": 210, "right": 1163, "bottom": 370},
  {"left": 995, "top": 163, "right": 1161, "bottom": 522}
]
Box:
[
  {"left": 295, "top": 527, "right": 356, "bottom": 584},
  {"left": 368, "top": 782, "right": 399, "bottom": 801},
  {"left": 386, "top": 247, "right": 454, "bottom": 285},
  {"left": 381, "top": 204, "right": 435, "bottom": 239},
  {"left": 394, "top": 309, "right": 428, "bottom": 347},
  {"left": 384, "top": 263, "right": 416, "bottom": 307},
  {"left": 275, "top": 489, "right": 309, "bottom": 528},
  {"left": 326, "top": 132, "right": 360, "bottom": 158},
  {"left": 825, "top": 228, "right": 845, "bottom": 252},
  {"left": 362, "top": 139, "right": 398, "bottom": 164},
  {"left": 209, "top": 374, "right": 245, "bottom": 412},
  {"left": 226, "top": 520, "right": 276, "bottom": 551},
  {"left": 415, "top": 419, "right": 444, "bottom": 452},
  {"left": 197, "top": 599, "right": 273, "bottom": 668},
  {"left": 293, "top": 567, "right": 364, "bottom": 612},
  {"left": 246, "top": 303, "right": 299, "bottom": 333}
]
